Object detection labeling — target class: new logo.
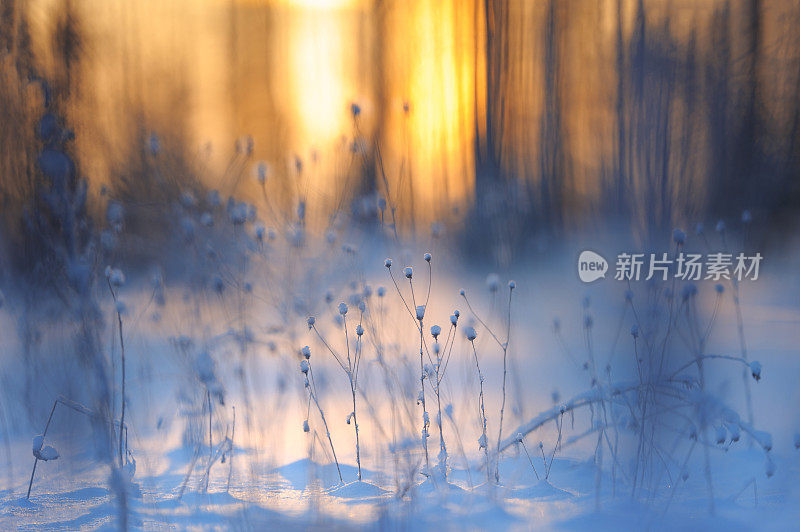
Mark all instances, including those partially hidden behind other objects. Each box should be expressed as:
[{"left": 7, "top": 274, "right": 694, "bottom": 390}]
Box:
[{"left": 578, "top": 251, "right": 608, "bottom": 283}]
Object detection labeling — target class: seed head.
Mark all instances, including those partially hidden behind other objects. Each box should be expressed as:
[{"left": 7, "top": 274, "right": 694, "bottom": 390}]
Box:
[
  {"left": 301, "top": 346, "right": 311, "bottom": 359},
  {"left": 508, "top": 280, "right": 516, "bottom": 290},
  {"left": 384, "top": 258, "right": 392, "bottom": 268},
  {"left": 416, "top": 305, "right": 426, "bottom": 321},
  {"left": 673, "top": 228, "right": 686, "bottom": 245},
  {"left": 424, "top": 252, "right": 432, "bottom": 263},
  {"left": 715, "top": 220, "right": 726, "bottom": 233},
  {"left": 300, "top": 359, "right": 309, "bottom": 374},
  {"left": 356, "top": 324, "right": 364, "bottom": 336},
  {"left": 404, "top": 267, "right": 413, "bottom": 279},
  {"left": 377, "top": 286, "right": 386, "bottom": 297},
  {"left": 338, "top": 302, "right": 348, "bottom": 316},
  {"left": 630, "top": 324, "right": 639, "bottom": 339},
  {"left": 431, "top": 325, "right": 441, "bottom": 339},
  {"left": 105, "top": 266, "right": 126, "bottom": 288},
  {"left": 464, "top": 326, "right": 477, "bottom": 341},
  {"left": 307, "top": 316, "right": 316, "bottom": 328},
  {"left": 749, "top": 360, "right": 762, "bottom": 382}
]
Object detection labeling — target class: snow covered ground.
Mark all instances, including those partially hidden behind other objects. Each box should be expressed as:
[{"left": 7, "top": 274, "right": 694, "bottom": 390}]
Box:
[{"left": 1, "top": 232, "right": 799, "bottom": 530}]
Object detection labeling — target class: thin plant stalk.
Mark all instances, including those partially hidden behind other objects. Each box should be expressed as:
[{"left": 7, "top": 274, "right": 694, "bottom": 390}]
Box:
[
  {"left": 107, "top": 280, "right": 126, "bottom": 468},
  {"left": 470, "top": 340, "right": 491, "bottom": 485},
  {"left": 27, "top": 399, "right": 57, "bottom": 499},
  {"left": 495, "top": 285, "right": 514, "bottom": 482},
  {"left": 307, "top": 366, "right": 343, "bottom": 483}
]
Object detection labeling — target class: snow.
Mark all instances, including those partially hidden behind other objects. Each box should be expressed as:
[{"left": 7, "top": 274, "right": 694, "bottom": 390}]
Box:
[{"left": 2, "top": 236, "right": 800, "bottom": 530}]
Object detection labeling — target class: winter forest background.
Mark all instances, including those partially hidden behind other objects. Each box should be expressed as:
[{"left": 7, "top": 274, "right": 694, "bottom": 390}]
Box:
[{"left": 1, "top": 0, "right": 800, "bottom": 530}]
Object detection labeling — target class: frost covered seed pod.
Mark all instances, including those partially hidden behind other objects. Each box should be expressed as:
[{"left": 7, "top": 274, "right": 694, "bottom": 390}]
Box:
[
  {"left": 404, "top": 267, "right": 413, "bottom": 279},
  {"left": 464, "top": 326, "right": 477, "bottom": 342},
  {"left": 384, "top": 258, "right": 392, "bottom": 269},
  {"left": 750, "top": 361, "right": 762, "bottom": 382},
  {"left": 301, "top": 346, "right": 311, "bottom": 359},
  {"left": 338, "top": 302, "right": 348, "bottom": 316},
  {"left": 424, "top": 252, "right": 432, "bottom": 263},
  {"left": 307, "top": 316, "right": 316, "bottom": 329}
]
